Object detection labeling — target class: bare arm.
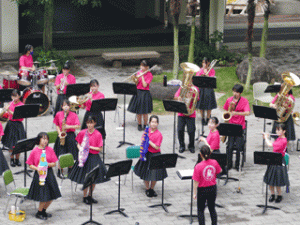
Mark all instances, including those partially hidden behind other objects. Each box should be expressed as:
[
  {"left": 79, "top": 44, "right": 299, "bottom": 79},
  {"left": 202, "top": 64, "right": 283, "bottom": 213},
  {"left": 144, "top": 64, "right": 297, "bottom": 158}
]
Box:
[
  {"left": 149, "top": 141, "right": 160, "bottom": 150},
  {"left": 193, "top": 180, "right": 199, "bottom": 200},
  {"left": 89, "top": 146, "right": 103, "bottom": 152}
]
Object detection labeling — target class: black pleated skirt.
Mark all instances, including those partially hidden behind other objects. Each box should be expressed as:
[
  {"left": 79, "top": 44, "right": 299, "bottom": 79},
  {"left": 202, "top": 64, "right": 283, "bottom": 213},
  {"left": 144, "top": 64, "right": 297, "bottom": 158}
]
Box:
[
  {"left": 68, "top": 153, "right": 110, "bottom": 184},
  {"left": 127, "top": 90, "right": 153, "bottom": 114},
  {"left": 134, "top": 152, "right": 168, "bottom": 181},
  {"left": 54, "top": 94, "right": 66, "bottom": 117},
  {"left": 54, "top": 132, "right": 79, "bottom": 161},
  {"left": 196, "top": 88, "right": 217, "bottom": 110},
  {"left": 2, "top": 121, "right": 26, "bottom": 150},
  {"left": 264, "top": 157, "right": 289, "bottom": 187},
  {"left": 81, "top": 110, "right": 104, "bottom": 130},
  {"left": 0, "top": 150, "right": 9, "bottom": 175},
  {"left": 27, "top": 168, "right": 62, "bottom": 202},
  {"left": 271, "top": 115, "right": 295, "bottom": 141}
]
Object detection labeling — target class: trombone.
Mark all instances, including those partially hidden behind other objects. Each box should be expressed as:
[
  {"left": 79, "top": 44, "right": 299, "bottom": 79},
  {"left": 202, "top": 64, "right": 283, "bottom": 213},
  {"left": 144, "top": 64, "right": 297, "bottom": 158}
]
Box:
[{"left": 123, "top": 65, "right": 157, "bottom": 84}]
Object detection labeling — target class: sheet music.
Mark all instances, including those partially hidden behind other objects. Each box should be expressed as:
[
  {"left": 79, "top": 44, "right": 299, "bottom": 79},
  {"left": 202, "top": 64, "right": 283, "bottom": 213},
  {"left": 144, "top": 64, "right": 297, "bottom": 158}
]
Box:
[{"left": 176, "top": 169, "right": 193, "bottom": 180}]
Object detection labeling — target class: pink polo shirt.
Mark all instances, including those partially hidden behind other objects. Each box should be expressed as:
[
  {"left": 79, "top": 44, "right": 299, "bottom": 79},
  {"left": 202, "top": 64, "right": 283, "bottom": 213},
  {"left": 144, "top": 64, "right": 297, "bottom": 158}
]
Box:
[
  {"left": 53, "top": 111, "right": 80, "bottom": 133},
  {"left": 273, "top": 137, "right": 287, "bottom": 157},
  {"left": 76, "top": 129, "right": 103, "bottom": 155},
  {"left": 136, "top": 71, "right": 153, "bottom": 91},
  {"left": 174, "top": 86, "right": 199, "bottom": 118},
  {"left": 146, "top": 129, "right": 163, "bottom": 154},
  {"left": 55, "top": 73, "right": 76, "bottom": 94},
  {"left": 193, "top": 159, "right": 222, "bottom": 187},
  {"left": 83, "top": 91, "right": 105, "bottom": 111},
  {"left": 196, "top": 68, "right": 215, "bottom": 77},
  {"left": 19, "top": 55, "right": 33, "bottom": 68},
  {"left": 207, "top": 130, "right": 220, "bottom": 151},
  {"left": 26, "top": 146, "right": 58, "bottom": 167},
  {"left": 9, "top": 101, "right": 24, "bottom": 122},
  {"left": 223, "top": 96, "right": 250, "bottom": 129},
  {"left": 271, "top": 94, "right": 295, "bottom": 108}
]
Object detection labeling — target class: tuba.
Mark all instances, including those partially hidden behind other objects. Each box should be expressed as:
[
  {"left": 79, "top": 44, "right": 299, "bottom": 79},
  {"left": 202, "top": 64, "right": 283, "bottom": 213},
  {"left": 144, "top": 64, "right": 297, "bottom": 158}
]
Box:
[
  {"left": 275, "top": 72, "right": 300, "bottom": 123},
  {"left": 179, "top": 62, "right": 200, "bottom": 116}
]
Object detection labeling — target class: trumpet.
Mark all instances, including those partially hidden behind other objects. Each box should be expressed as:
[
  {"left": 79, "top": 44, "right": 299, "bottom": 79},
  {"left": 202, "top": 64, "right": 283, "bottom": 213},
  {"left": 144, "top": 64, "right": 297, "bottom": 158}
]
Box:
[
  {"left": 292, "top": 111, "right": 300, "bottom": 126},
  {"left": 69, "top": 94, "right": 90, "bottom": 112},
  {"left": 124, "top": 65, "right": 157, "bottom": 84}
]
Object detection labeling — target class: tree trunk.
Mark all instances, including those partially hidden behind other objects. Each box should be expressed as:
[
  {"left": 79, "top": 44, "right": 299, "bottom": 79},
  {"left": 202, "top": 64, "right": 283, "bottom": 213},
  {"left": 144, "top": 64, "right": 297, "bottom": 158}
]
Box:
[
  {"left": 173, "top": 18, "right": 179, "bottom": 79},
  {"left": 199, "top": 0, "right": 210, "bottom": 44},
  {"left": 43, "top": 0, "right": 54, "bottom": 51},
  {"left": 188, "top": 16, "right": 196, "bottom": 63},
  {"left": 259, "top": 3, "right": 270, "bottom": 58}
]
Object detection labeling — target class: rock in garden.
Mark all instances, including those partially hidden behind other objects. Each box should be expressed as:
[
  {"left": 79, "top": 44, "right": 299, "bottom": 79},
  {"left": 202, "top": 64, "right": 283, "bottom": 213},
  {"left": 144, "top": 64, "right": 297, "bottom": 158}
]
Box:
[
  {"left": 236, "top": 57, "right": 282, "bottom": 84},
  {"left": 151, "top": 66, "right": 163, "bottom": 75},
  {"left": 150, "top": 83, "right": 180, "bottom": 100}
]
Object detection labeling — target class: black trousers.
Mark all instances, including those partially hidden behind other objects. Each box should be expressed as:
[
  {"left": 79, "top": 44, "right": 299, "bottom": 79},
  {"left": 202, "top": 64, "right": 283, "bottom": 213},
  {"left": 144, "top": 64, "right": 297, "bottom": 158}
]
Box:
[
  {"left": 226, "top": 135, "right": 244, "bottom": 169},
  {"left": 178, "top": 116, "right": 195, "bottom": 148},
  {"left": 197, "top": 185, "right": 217, "bottom": 225}
]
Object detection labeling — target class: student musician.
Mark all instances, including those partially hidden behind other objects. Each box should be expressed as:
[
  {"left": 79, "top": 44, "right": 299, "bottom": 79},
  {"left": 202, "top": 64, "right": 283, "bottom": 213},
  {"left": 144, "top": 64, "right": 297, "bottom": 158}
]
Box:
[
  {"left": 193, "top": 145, "right": 222, "bottom": 225},
  {"left": 54, "top": 61, "right": 76, "bottom": 117},
  {"left": 68, "top": 116, "right": 109, "bottom": 205},
  {"left": 19, "top": 44, "right": 35, "bottom": 71},
  {"left": 196, "top": 58, "right": 217, "bottom": 125},
  {"left": 263, "top": 124, "right": 289, "bottom": 203},
  {"left": 26, "top": 132, "right": 61, "bottom": 220},
  {"left": 0, "top": 122, "right": 9, "bottom": 176},
  {"left": 53, "top": 99, "right": 80, "bottom": 179},
  {"left": 127, "top": 60, "right": 153, "bottom": 131},
  {"left": 174, "top": 83, "right": 198, "bottom": 153},
  {"left": 223, "top": 84, "right": 250, "bottom": 171},
  {"left": 81, "top": 79, "right": 105, "bottom": 130},
  {"left": 2, "top": 89, "right": 26, "bottom": 167},
  {"left": 269, "top": 89, "right": 295, "bottom": 149},
  {"left": 198, "top": 117, "right": 220, "bottom": 153},
  {"left": 134, "top": 115, "right": 167, "bottom": 197}
]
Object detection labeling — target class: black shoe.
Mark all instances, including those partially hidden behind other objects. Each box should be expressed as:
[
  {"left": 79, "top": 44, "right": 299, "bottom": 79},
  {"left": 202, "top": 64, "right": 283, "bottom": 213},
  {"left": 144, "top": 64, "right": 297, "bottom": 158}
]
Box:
[
  {"left": 35, "top": 212, "right": 47, "bottom": 220},
  {"left": 83, "top": 197, "right": 91, "bottom": 205},
  {"left": 179, "top": 146, "right": 185, "bottom": 153},
  {"left": 146, "top": 189, "right": 151, "bottom": 197},
  {"left": 88, "top": 196, "right": 98, "bottom": 204},
  {"left": 275, "top": 195, "right": 282, "bottom": 203},
  {"left": 188, "top": 146, "right": 195, "bottom": 153},
  {"left": 269, "top": 194, "right": 275, "bottom": 202},
  {"left": 138, "top": 124, "right": 143, "bottom": 131},
  {"left": 150, "top": 189, "right": 157, "bottom": 197},
  {"left": 15, "top": 159, "right": 21, "bottom": 167},
  {"left": 10, "top": 158, "right": 16, "bottom": 167}
]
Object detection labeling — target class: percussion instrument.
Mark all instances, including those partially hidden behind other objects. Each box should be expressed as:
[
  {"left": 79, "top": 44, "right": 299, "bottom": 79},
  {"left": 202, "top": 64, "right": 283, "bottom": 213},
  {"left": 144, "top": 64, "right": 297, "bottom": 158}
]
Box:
[
  {"left": 18, "top": 69, "right": 31, "bottom": 86},
  {"left": 36, "top": 68, "right": 49, "bottom": 85},
  {"left": 46, "top": 66, "right": 58, "bottom": 71},
  {"left": 48, "top": 75, "right": 56, "bottom": 83},
  {"left": 22, "top": 88, "right": 50, "bottom": 116},
  {"left": 3, "top": 75, "right": 19, "bottom": 89},
  {"left": 0, "top": 71, "right": 17, "bottom": 76}
]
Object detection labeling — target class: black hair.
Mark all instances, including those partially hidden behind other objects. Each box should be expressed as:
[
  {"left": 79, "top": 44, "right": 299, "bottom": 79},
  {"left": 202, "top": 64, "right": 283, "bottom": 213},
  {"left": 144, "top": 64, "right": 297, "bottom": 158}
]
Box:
[
  {"left": 62, "top": 99, "right": 70, "bottom": 106},
  {"left": 90, "top": 79, "right": 99, "bottom": 86},
  {"left": 36, "top": 132, "right": 49, "bottom": 145},
  {"left": 11, "top": 89, "right": 21, "bottom": 97},
  {"left": 195, "top": 145, "right": 211, "bottom": 165},
  {"left": 63, "top": 60, "right": 70, "bottom": 70},
  {"left": 140, "top": 60, "right": 149, "bottom": 67},
  {"left": 209, "top": 116, "right": 219, "bottom": 125},
  {"left": 22, "top": 44, "right": 33, "bottom": 55},
  {"left": 288, "top": 89, "right": 293, "bottom": 95},
  {"left": 202, "top": 57, "right": 210, "bottom": 64},
  {"left": 232, "top": 84, "right": 244, "bottom": 94},
  {"left": 276, "top": 123, "right": 287, "bottom": 132},
  {"left": 86, "top": 115, "right": 96, "bottom": 124},
  {"left": 149, "top": 115, "right": 159, "bottom": 123}
]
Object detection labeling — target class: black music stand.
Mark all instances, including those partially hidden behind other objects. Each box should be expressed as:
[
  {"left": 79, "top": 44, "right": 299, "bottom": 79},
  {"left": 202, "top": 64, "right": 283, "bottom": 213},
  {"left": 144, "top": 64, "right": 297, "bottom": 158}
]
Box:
[
  {"left": 254, "top": 151, "right": 282, "bottom": 214},
  {"left": 264, "top": 84, "right": 281, "bottom": 93},
  {"left": 217, "top": 123, "right": 243, "bottom": 185},
  {"left": 192, "top": 76, "right": 217, "bottom": 135},
  {"left": 163, "top": 100, "right": 188, "bottom": 159},
  {"left": 148, "top": 154, "right": 178, "bottom": 213},
  {"left": 105, "top": 159, "right": 132, "bottom": 217},
  {"left": 91, "top": 98, "right": 117, "bottom": 165},
  {"left": 81, "top": 165, "right": 102, "bottom": 225},
  {"left": 12, "top": 138, "right": 36, "bottom": 187},
  {"left": 113, "top": 82, "right": 137, "bottom": 148},
  {"left": 13, "top": 104, "right": 39, "bottom": 185},
  {"left": 66, "top": 83, "right": 90, "bottom": 98},
  {"left": 253, "top": 105, "right": 278, "bottom": 151}
]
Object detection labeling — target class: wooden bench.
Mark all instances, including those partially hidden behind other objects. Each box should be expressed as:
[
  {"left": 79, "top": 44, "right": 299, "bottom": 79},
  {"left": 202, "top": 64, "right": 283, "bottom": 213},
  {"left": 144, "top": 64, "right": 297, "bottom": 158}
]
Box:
[{"left": 102, "top": 51, "right": 160, "bottom": 68}]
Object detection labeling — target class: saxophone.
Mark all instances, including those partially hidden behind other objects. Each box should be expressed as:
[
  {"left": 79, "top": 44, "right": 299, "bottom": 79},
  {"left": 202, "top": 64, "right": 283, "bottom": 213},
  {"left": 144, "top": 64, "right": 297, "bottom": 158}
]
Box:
[
  {"left": 60, "top": 112, "right": 68, "bottom": 146},
  {"left": 221, "top": 101, "right": 236, "bottom": 143},
  {"left": 179, "top": 62, "right": 200, "bottom": 116},
  {"left": 274, "top": 72, "right": 300, "bottom": 123}
]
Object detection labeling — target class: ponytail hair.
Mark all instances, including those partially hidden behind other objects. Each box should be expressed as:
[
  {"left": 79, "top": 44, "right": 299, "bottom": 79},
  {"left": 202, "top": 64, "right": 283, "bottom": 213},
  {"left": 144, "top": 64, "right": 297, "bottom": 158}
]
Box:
[{"left": 200, "top": 145, "right": 211, "bottom": 161}]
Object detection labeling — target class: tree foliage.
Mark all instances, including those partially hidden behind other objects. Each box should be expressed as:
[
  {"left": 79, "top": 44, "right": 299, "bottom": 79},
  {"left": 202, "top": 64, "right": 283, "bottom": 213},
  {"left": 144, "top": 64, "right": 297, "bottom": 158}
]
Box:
[{"left": 187, "top": 0, "right": 199, "bottom": 63}]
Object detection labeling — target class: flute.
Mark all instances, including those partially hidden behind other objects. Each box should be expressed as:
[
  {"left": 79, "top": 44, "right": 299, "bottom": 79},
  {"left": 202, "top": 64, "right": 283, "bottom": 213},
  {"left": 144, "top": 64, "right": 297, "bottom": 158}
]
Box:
[{"left": 257, "top": 132, "right": 279, "bottom": 136}]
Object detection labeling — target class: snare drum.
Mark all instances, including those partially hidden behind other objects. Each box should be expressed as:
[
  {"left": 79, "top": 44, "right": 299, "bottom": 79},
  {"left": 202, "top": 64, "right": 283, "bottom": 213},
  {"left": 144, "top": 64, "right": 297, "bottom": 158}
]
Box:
[
  {"left": 23, "top": 87, "right": 50, "bottom": 116},
  {"left": 47, "top": 75, "right": 56, "bottom": 83},
  {"left": 18, "top": 69, "right": 31, "bottom": 86},
  {"left": 3, "top": 75, "right": 19, "bottom": 89},
  {"left": 37, "top": 69, "right": 48, "bottom": 85}
]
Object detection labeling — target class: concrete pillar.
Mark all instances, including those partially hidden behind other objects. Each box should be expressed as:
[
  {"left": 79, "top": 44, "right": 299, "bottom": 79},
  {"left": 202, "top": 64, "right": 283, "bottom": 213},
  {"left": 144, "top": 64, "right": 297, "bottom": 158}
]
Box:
[
  {"left": 209, "top": 0, "right": 225, "bottom": 48},
  {"left": 0, "top": 0, "right": 19, "bottom": 59}
]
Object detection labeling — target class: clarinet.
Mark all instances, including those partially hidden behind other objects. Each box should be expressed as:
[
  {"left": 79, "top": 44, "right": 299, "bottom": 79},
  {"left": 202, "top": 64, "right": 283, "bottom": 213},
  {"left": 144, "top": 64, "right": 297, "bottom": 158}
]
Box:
[
  {"left": 38, "top": 149, "right": 48, "bottom": 186},
  {"left": 140, "top": 126, "right": 150, "bottom": 161}
]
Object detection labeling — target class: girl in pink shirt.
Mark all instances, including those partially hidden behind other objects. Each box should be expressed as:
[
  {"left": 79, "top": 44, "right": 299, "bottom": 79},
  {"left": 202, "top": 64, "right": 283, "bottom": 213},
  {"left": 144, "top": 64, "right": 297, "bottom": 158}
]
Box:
[
  {"left": 68, "top": 116, "right": 109, "bottom": 205},
  {"left": 196, "top": 58, "right": 217, "bottom": 125},
  {"left": 198, "top": 117, "right": 220, "bottom": 152},
  {"left": 193, "top": 145, "right": 222, "bottom": 225},
  {"left": 2, "top": 89, "right": 26, "bottom": 167},
  {"left": 128, "top": 60, "right": 153, "bottom": 131},
  {"left": 134, "top": 115, "right": 167, "bottom": 197},
  {"left": 81, "top": 79, "right": 105, "bottom": 130},
  {"left": 263, "top": 123, "right": 289, "bottom": 203},
  {"left": 19, "top": 44, "right": 35, "bottom": 71},
  {"left": 26, "top": 132, "right": 61, "bottom": 220},
  {"left": 53, "top": 99, "right": 80, "bottom": 178}
]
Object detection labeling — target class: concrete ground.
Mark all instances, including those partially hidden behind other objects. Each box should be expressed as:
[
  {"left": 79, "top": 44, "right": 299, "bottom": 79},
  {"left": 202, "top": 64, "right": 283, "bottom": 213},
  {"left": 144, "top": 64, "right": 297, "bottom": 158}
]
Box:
[{"left": 0, "top": 51, "right": 300, "bottom": 225}]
